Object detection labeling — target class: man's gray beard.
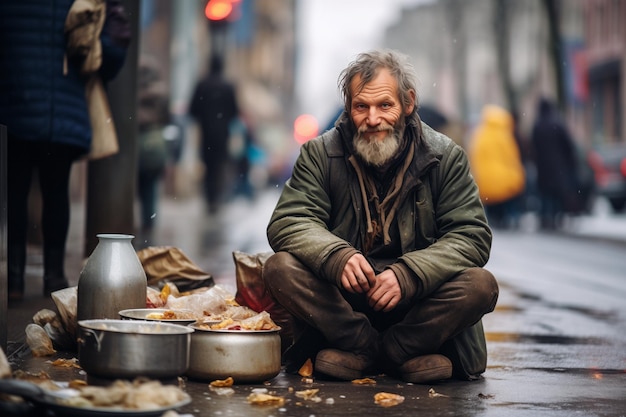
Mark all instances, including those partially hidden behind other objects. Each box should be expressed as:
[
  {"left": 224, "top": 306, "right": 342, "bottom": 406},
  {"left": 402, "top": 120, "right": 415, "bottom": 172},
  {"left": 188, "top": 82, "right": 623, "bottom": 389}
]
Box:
[{"left": 353, "top": 128, "right": 402, "bottom": 167}]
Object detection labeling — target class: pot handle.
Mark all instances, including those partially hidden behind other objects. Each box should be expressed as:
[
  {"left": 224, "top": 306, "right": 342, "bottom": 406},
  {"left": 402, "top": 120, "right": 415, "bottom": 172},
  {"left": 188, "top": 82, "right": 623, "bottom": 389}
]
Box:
[{"left": 79, "top": 328, "right": 105, "bottom": 352}]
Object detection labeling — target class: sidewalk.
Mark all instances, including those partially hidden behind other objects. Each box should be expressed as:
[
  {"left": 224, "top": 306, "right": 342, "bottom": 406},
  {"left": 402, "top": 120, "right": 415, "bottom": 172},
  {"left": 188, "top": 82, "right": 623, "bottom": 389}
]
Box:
[{"left": 4, "top": 190, "right": 626, "bottom": 416}]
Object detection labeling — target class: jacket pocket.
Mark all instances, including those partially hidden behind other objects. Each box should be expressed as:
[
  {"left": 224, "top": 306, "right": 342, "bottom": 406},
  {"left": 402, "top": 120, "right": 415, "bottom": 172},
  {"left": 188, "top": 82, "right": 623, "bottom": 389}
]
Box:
[{"left": 413, "top": 183, "right": 437, "bottom": 248}]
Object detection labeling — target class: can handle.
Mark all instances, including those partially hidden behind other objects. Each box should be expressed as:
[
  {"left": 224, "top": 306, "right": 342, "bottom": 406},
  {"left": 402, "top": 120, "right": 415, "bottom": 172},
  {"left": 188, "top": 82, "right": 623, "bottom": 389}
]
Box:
[{"left": 79, "top": 327, "right": 105, "bottom": 352}]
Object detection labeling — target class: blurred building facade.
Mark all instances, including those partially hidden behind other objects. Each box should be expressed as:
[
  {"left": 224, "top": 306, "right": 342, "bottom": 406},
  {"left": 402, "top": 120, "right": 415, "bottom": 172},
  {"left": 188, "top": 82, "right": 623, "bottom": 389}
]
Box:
[
  {"left": 583, "top": 0, "right": 626, "bottom": 146},
  {"left": 62, "top": 0, "right": 626, "bottom": 204},
  {"left": 384, "top": 0, "right": 625, "bottom": 149}
]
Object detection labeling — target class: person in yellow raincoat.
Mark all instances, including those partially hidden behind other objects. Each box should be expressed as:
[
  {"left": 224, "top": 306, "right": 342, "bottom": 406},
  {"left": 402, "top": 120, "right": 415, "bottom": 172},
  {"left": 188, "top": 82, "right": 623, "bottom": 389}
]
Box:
[{"left": 468, "top": 105, "right": 526, "bottom": 229}]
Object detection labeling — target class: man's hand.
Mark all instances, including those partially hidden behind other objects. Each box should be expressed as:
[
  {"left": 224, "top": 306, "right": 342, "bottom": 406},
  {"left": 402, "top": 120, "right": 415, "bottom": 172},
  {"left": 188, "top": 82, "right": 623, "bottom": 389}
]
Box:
[
  {"left": 366, "top": 269, "right": 401, "bottom": 312},
  {"left": 340, "top": 253, "right": 376, "bottom": 293}
]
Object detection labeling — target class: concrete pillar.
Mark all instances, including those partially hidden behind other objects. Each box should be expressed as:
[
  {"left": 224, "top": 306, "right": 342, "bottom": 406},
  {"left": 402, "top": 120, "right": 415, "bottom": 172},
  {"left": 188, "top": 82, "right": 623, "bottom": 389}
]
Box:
[{"left": 84, "top": 0, "right": 141, "bottom": 256}]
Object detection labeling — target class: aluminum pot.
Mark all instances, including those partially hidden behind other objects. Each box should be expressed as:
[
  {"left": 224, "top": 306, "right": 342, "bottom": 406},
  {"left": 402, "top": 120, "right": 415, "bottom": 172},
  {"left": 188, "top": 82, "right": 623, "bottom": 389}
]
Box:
[
  {"left": 187, "top": 325, "right": 281, "bottom": 383},
  {"left": 77, "top": 319, "right": 193, "bottom": 379}
]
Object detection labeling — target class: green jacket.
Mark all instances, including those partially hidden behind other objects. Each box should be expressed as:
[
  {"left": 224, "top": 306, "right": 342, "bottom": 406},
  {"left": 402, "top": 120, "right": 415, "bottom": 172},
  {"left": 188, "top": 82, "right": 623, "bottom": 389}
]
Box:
[{"left": 267, "top": 121, "right": 492, "bottom": 378}]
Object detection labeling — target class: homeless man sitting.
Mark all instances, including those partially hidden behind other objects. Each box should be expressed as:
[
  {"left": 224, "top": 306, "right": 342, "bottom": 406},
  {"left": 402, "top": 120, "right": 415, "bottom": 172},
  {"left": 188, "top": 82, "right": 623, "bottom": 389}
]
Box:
[{"left": 263, "top": 49, "right": 499, "bottom": 384}]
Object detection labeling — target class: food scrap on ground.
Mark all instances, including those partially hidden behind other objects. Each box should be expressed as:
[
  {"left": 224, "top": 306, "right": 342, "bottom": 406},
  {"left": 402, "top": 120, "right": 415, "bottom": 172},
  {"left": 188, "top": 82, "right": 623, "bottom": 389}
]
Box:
[
  {"left": 374, "top": 392, "right": 405, "bottom": 407},
  {"left": 49, "top": 357, "right": 81, "bottom": 369},
  {"left": 13, "top": 369, "right": 52, "bottom": 382},
  {"left": 295, "top": 388, "right": 321, "bottom": 402},
  {"left": 352, "top": 377, "right": 376, "bottom": 385},
  {"left": 209, "top": 377, "right": 234, "bottom": 387},
  {"left": 246, "top": 392, "right": 286, "bottom": 406},
  {"left": 59, "top": 378, "right": 189, "bottom": 410},
  {"left": 68, "top": 379, "right": 88, "bottom": 389},
  {"left": 428, "top": 387, "right": 449, "bottom": 398},
  {"left": 298, "top": 358, "right": 313, "bottom": 377},
  {"left": 209, "top": 386, "right": 235, "bottom": 396}
]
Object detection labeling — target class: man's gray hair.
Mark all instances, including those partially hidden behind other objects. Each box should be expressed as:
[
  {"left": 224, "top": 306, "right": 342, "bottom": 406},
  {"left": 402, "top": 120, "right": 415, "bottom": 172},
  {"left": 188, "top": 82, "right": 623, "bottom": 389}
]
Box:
[{"left": 338, "top": 49, "right": 420, "bottom": 127}]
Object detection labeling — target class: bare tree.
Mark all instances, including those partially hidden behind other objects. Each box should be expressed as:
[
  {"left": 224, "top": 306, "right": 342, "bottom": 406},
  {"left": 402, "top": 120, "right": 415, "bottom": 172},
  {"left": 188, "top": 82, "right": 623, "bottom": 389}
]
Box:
[
  {"left": 441, "top": 0, "right": 469, "bottom": 121},
  {"left": 492, "top": 0, "right": 518, "bottom": 116},
  {"left": 541, "top": 0, "right": 566, "bottom": 110}
]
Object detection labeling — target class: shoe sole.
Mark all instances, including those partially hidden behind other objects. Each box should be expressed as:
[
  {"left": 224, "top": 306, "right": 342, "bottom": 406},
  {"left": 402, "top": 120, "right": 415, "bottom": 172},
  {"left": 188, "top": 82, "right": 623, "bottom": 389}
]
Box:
[{"left": 314, "top": 357, "right": 362, "bottom": 380}]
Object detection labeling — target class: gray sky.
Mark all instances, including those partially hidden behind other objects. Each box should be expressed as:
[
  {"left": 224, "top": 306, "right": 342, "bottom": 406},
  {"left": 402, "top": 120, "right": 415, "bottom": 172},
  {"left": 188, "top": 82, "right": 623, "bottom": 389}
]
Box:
[{"left": 295, "top": 0, "right": 431, "bottom": 128}]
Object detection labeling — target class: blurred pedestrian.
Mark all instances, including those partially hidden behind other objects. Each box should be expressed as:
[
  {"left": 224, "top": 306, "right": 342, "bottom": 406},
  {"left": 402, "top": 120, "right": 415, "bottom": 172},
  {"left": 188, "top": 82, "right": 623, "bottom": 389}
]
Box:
[
  {"left": 468, "top": 105, "right": 526, "bottom": 229},
  {"left": 530, "top": 97, "right": 580, "bottom": 230},
  {"left": 0, "top": 0, "right": 129, "bottom": 301},
  {"left": 228, "top": 114, "right": 257, "bottom": 200},
  {"left": 136, "top": 57, "right": 169, "bottom": 247},
  {"left": 189, "top": 54, "right": 240, "bottom": 214}
]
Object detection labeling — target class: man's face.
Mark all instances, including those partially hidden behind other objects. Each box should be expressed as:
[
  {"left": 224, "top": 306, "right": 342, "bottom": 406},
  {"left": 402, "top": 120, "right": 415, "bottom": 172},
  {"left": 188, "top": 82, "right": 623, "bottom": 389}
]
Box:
[{"left": 350, "top": 68, "right": 415, "bottom": 166}]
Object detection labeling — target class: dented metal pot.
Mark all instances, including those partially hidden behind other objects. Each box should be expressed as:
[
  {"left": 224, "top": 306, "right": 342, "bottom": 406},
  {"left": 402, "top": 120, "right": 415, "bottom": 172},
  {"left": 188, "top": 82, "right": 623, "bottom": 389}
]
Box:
[
  {"left": 77, "top": 319, "right": 193, "bottom": 379},
  {"left": 187, "top": 325, "right": 281, "bottom": 383}
]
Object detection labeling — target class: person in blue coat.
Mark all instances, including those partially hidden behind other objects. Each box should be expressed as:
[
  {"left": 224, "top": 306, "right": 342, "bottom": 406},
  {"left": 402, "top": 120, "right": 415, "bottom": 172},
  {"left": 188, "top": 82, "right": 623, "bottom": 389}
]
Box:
[{"left": 0, "top": 0, "right": 129, "bottom": 301}]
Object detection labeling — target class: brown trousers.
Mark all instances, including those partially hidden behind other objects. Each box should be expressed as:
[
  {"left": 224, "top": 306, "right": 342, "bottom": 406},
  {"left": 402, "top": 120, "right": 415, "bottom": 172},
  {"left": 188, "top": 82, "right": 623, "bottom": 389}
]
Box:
[{"left": 263, "top": 251, "right": 499, "bottom": 379}]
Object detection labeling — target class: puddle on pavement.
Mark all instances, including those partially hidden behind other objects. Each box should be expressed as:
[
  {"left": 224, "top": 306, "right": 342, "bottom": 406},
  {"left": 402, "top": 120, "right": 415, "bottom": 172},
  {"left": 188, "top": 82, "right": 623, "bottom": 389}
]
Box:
[
  {"left": 493, "top": 305, "right": 524, "bottom": 313},
  {"left": 499, "top": 286, "right": 618, "bottom": 322},
  {"left": 485, "top": 332, "right": 608, "bottom": 345}
]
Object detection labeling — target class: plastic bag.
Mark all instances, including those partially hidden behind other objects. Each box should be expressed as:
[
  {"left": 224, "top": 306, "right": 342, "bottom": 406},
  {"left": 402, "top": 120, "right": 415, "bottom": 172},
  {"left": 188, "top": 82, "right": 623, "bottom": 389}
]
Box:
[
  {"left": 232, "top": 251, "right": 294, "bottom": 353},
  {"left": 25, "top": 324, "right": 56, "bottom": 357},
  {"left": 32, "top": 309, "right": 75, "bottom": 351},
  {"left": 51, "top": 287, "right": 78, "bottom": 341},
  {"left": 166, "top": 285, "right": 234, "bottom": 318}
]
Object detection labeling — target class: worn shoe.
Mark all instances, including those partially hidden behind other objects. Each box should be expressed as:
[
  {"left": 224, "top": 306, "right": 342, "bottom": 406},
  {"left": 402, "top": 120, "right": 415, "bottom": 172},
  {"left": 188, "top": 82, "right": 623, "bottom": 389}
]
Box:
[
  {"left": 398, "top": 354, "right": 453, "bottom": 383},
  {"left": 314, "top": 348, "right": 376, "bottom": 380}
]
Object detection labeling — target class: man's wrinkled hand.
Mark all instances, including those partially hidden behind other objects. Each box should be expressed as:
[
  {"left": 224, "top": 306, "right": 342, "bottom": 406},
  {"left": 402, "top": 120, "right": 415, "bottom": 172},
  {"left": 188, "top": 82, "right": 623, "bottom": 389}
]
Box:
[
  {"left": 340, "top": 253, "right": 376, "bottom": 293},
  {"left": 367, "top": 269, "right": 401, "bottom": 312}
]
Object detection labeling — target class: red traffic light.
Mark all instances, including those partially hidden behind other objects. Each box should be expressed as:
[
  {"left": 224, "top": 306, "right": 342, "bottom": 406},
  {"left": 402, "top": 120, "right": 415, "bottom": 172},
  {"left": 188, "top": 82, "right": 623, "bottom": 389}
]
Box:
[{"left": 205, "top": 0, "right": 239, "bottom": 21}]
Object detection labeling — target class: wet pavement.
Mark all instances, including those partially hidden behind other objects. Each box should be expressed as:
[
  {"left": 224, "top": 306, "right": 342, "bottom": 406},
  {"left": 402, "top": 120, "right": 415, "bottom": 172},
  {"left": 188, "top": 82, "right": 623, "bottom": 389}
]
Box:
[{"left": 4, "top": 188, "right": 626, "bottom": 416}]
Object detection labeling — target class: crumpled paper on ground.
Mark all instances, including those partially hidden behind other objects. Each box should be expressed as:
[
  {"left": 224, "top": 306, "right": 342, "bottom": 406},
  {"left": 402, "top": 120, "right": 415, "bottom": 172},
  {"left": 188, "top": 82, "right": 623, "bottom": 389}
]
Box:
[
  {"left": 51, "top": 287, "right": 78, "bottom": 341},
  {"left": 25, "top": 324, "right": 56, "bottom": 357},
  {"left": 137, "top": 246, "right": 214, "bottom": 291}
]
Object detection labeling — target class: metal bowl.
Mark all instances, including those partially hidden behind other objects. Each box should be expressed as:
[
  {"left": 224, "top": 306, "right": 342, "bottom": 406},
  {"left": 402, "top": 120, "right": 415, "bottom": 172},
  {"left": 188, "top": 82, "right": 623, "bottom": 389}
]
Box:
[
  {"left": 187, "top": 324, "right": 281, "bottom": 383},
  {"left": 119, "top": 308, "right": 198, "bottom": 325},
  {"left": 77, "top": 319, "right": 194, "bottom": 379}
]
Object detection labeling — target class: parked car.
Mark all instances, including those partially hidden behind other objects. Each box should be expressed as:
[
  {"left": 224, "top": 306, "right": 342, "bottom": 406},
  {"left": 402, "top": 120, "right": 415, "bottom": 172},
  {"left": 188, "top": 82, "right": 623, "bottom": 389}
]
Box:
[{"left": 587, "top": 143, "right": 626, "bottom": 212}]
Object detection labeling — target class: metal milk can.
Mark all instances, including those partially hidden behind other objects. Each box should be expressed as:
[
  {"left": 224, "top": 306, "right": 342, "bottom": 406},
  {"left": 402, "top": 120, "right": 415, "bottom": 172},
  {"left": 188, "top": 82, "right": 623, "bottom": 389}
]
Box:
[{"left": 77, "top": 234, "right": 147, "bottom": 321}]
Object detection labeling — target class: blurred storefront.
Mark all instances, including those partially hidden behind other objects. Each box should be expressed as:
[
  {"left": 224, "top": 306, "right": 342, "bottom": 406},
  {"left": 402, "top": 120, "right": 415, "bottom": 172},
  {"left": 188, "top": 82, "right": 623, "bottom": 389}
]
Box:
[
  {"left": 383, "top": 0, "right": 625, "bottom": 149},
  {"left": 582, "top": 0, "right": 626, "bottom": 146}
]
